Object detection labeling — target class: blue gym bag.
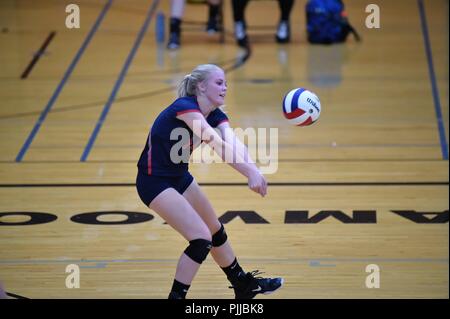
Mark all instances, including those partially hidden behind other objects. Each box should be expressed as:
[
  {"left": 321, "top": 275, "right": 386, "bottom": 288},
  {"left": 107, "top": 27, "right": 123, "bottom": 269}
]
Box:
[{"left": 306, "top": 0, "right": 361, "bottom": 44}]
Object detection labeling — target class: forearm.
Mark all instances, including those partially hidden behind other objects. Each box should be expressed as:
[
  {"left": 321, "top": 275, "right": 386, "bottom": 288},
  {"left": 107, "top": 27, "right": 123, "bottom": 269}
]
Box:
[
  {"left": 210, "top": 138, "right": 258, "bottom": 178},
  {"left": 228, "top": 161, "right": 259, "bottom": 178},
  {"left": 234, "top": 137, "right": 255, "bottom": 164},
  {"left": 226, "top": 137, "right": 259, "bottom": 177}
]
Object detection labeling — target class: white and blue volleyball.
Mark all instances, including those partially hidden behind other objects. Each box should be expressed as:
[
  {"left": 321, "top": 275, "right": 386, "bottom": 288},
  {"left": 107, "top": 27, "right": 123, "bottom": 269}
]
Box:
[{"left": 282, "top": 88, "right": 321, "bottom": 126}]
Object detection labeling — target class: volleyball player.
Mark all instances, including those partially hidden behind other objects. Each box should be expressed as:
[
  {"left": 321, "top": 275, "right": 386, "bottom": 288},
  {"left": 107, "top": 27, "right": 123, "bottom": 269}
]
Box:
[{"left": 136, "top": 64, "right": 283, "bottom": 299}]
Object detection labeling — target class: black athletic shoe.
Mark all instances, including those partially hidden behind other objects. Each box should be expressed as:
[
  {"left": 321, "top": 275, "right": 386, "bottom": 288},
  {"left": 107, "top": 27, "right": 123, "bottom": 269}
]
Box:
[
  {"left": 230, "top": 270, "right": 284, "bottom": 299},
  {"left": 234, "top": 20, "right": 249, "bottom": 48},
  {"left": 275, "top": 20, "right": 290, "bottom": 43},
  {"left": 167, "top": 31, "right": 180, "bottom": 50},
  {"left": 206, "top": 18, "right": 220, "bottom": 34},
  {"left": 168, "top": 291, "right": 184, "bottom": 299}
]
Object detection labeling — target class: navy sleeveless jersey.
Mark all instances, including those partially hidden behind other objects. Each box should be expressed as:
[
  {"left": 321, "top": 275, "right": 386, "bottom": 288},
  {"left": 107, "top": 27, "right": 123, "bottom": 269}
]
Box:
[{"left": 137, "top": 96, "right": 229, "bottom": 176}]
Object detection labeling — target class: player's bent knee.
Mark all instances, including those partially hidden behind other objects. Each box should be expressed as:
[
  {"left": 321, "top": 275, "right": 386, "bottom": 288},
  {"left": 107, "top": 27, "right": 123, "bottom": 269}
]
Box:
[
  {"left": 212, "top": 223, "right": 228, "bottom": 247},
  {"left": 184, "top": 239, "right": 212, "bottom": 264}
]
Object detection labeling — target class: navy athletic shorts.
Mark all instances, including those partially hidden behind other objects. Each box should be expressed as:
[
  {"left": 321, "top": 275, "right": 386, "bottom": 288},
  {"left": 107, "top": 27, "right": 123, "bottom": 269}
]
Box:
[{"left": 136, "top": 171, "right": 194, "bottom": 206}]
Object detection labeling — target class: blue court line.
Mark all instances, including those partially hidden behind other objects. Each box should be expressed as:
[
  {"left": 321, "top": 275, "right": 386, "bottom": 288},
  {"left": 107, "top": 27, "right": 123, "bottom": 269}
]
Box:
[
  {"left": 309, "top": 261, "right": 336, "bottom": 267},
  {"left": 15, "top": 0, "right": 113, "bottom": 162},
  {"left": 418, "top": 0, "right": 448, "bottom": 160},
  {"left": 80, "top": 0, "right": 160, "bottom": 162},
  {"left": 80, "top": 262, "right": 107, "bottom": 269}
]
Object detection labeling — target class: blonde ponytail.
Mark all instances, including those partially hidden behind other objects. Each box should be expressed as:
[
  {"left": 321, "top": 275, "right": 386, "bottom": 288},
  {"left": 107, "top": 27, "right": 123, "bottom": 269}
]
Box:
[
  {"left": 177, "top": 64, "right": 222, "bottom": 98},
  {"left": 177, "top": 74, "right": 192, "bottom": 97}
]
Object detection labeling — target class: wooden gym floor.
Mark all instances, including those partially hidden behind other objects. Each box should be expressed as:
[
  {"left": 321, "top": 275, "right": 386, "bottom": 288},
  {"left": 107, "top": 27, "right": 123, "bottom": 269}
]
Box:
[{"left": 0, "top": 0, "right": 448, "bottom": 298}]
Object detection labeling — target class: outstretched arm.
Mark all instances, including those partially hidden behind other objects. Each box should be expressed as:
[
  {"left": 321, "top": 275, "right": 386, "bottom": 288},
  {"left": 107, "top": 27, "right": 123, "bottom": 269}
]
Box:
[
  {"left": 177, "top": 112, "right": 266, "bottom": 197},
  {"left": 217, "top": 121, "right": 256, "bottom": 165}
]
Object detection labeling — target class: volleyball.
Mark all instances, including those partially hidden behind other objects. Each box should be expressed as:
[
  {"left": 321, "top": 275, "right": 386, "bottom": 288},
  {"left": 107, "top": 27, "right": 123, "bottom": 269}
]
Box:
[{"left": 282, "top": 88, "right": 321, "bottom": 126}]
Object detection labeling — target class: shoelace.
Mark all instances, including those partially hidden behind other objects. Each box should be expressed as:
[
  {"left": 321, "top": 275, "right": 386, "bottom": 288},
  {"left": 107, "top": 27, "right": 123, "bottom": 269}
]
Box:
[
  {"left": 248, "top": 270, "right": 265, "bottom": 279},
  {"left": 228, "top": 270, "right": 266, "bottom": 289}
]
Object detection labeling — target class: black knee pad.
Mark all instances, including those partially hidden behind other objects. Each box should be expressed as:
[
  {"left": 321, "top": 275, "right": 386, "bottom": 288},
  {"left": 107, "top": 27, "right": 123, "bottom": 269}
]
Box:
[
  {"left": 212, "top": 223, "right": 228, "bottom": 247},
  {"left": 184, "top": 239, "right": 212, "bottom": 264}
]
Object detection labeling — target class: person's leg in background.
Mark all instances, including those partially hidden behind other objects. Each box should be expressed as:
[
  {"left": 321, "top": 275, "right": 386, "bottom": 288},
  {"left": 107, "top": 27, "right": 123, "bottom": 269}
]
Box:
[
  {"left": 206, "top": 0, "right": 222, "bottom": 34},
  {"left": 232, "top": 0, "right": 249, "bottom": 47},
  {"left": 276, "top": 0, "right": 295, "bottom": 43},
  {"left": 167, "top": 0, "right": 186, "bottom": 49}
]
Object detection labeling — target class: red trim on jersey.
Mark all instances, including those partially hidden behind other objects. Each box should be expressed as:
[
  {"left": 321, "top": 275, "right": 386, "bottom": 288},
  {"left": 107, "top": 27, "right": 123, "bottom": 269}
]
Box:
[
  {"left": 216, "top": 119, "right": 229, "bottom": 126},
  {"left": 284, "top": 108, "right": 305, "bottom": 119},
  {"left": 147, "top": 139, "right": 152, "bottom": 175},
  {"left": 176, "top": 109, "right": 202, "bottom": 116}
]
